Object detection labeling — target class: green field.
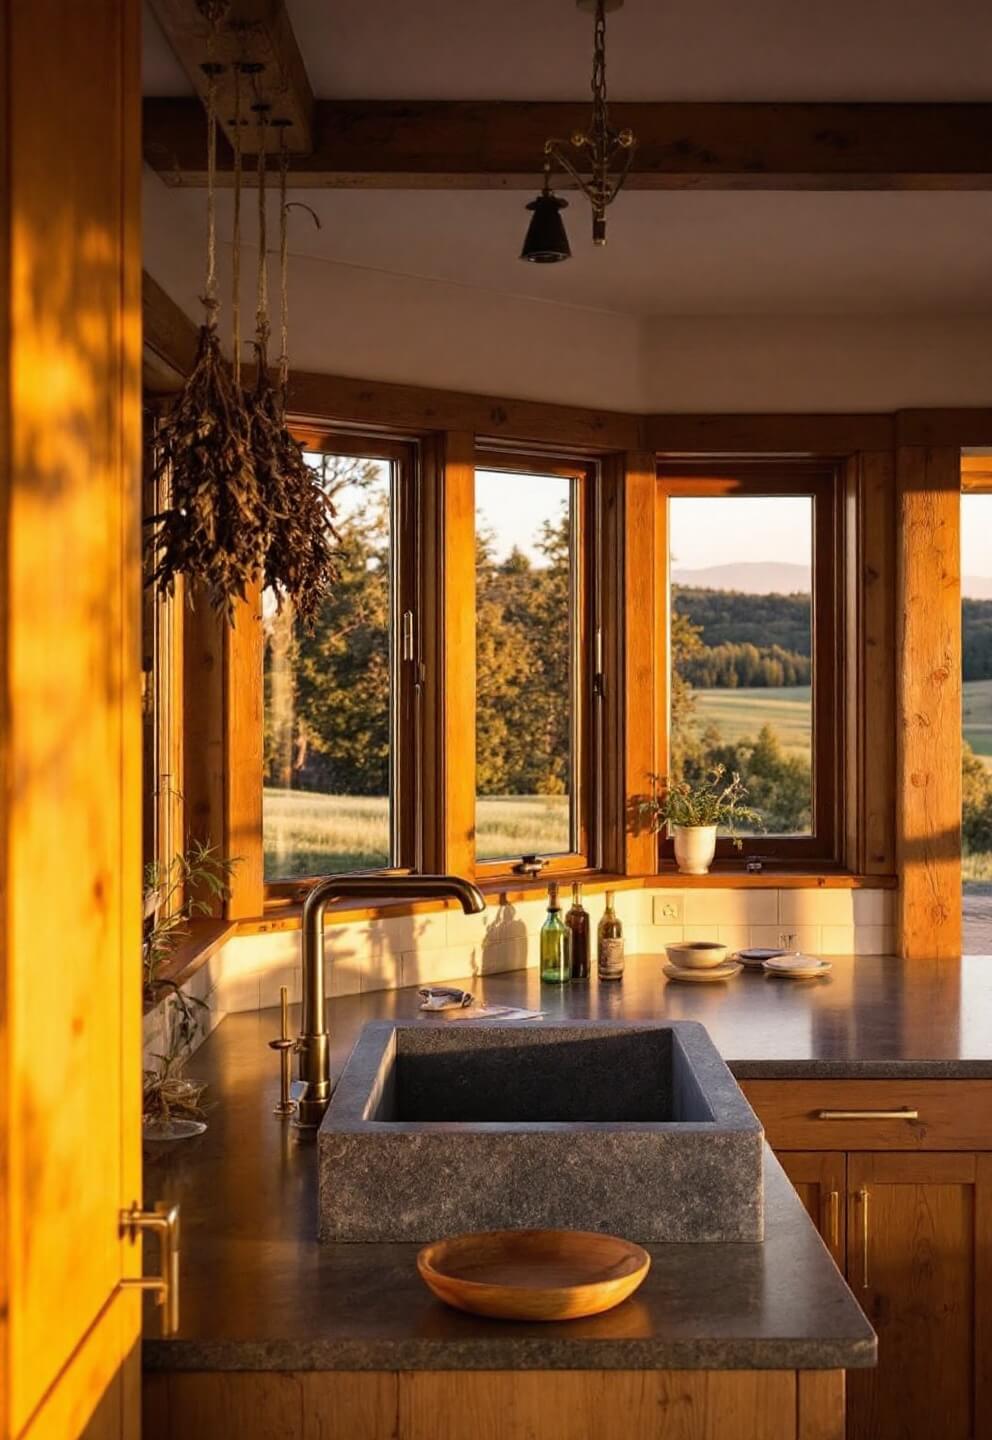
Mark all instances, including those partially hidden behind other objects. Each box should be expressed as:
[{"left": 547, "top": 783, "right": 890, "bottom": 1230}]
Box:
[
  {"left": 265, "top": 679, "right": 992, "bottom": 878},
  {"left": 690, "top": 685, "right": 812, "bottom": 758},
  {"left": 964, "top": 677, "right": 992, "bottom": 764},
  {"left": 264, "top": 789, "right": 568, "bottom": 879}
]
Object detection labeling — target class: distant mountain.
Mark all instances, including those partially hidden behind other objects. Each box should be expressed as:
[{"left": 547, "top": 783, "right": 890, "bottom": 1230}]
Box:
[
  {"left": 672, "top": 562, "right": 811, "bottom": 595},
  {"left": 672, "top": 561, "right": 992, "bottom": 601}
]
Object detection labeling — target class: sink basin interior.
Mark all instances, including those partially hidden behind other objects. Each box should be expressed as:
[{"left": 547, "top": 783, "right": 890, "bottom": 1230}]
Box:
[{"left": 374, "top": 1025, "right": 715, "bottom": 1125}]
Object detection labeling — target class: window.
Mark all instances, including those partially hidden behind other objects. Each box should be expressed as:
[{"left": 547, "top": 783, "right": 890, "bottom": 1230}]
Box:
[
  {"left": 263, "top": 436, "right": 418, "bottom": 882},
  {"left": 142, "top": 409, "right": 183, "bottom": 883},
  {"left": 658, "top": 462, "right": 842, "bottom": 864},
  {"left": 474, "top": 452, "right": 596, "bottom": 874},
  {"left": 961, "top": 477, "right": 992, "bottom": 952}
]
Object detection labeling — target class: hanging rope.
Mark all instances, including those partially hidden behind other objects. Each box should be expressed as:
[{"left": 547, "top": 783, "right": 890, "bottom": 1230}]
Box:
[
  {"left": 255, "top": 103, "right": 270, "bottom": 363},
  {"left": 278, "top": 127, "right": 290, "bottom": 400},
  {"left": 202, "top": 59, "right": 220, "bottom": 326},
  {"left": 232, "top": 66, "right": 243, "bottom": 383}
]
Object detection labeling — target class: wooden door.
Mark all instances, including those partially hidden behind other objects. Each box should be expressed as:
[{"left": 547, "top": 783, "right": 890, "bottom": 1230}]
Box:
[
  {"left": 778, "top": 1152, "right": 846, "bottom": 1271},
  {"left": 846, "top": 1152, "right": 992, "bottom": 1440},
  {"left": 0, "top": 0, "right": 144, "bottom": 1436}
]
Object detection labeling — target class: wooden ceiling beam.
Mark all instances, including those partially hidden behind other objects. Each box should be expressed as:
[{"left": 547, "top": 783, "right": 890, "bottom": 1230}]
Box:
[
  {"left": 144, "top": 98, "right": 992, "bottom": 189},
  {"left": 146, "top": 0, "right": 313, "bottom": 152}
]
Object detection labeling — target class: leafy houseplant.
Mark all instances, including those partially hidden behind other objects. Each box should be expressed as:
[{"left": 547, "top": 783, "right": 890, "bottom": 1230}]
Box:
[
  {"left": 143, "top": 842, "right": 237, "bottom": 1134},
  {"left": 639, "top": 767, "right": 762, "bottom": 875}
]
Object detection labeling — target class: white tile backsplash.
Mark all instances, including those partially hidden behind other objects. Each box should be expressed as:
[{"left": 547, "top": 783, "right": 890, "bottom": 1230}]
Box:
[
  {"left": 147, "top": 886, "right": 899, "bottom": 1038},
  {"left": 779, "top": 889, "right": 855, "bottom": 927},
  {"left": 684, "top": 888, "right": 778, "bottom": 926}
]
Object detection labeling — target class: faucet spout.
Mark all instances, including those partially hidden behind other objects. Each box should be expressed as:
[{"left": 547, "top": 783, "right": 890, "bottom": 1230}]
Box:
[{"left": 294, "top": 873, "right": 486, "bottom": 1128}]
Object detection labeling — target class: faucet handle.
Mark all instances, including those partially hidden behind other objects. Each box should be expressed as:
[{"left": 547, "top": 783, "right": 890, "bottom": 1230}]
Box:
[{"left": 268, "top": 985, "right": 296, "bottom": 1117}]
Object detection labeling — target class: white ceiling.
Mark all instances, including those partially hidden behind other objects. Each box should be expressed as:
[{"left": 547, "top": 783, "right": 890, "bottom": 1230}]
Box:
[
  {"left": 154, "top": 182, "right": 992, "bottom": 319},
  {"left": 143, "top": 1, "right": 992, "bottom": 102},
  {"left": 142, "top": 1, "right": 992, "bottom": 408}
]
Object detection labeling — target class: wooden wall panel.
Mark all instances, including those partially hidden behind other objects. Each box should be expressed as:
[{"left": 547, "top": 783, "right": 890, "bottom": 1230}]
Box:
[
  {"left": 1, "top": 0, "right": 143, "bottom": 1432},
  {"left": 895, "top": 447, "right": 961, "bottom": 959}
]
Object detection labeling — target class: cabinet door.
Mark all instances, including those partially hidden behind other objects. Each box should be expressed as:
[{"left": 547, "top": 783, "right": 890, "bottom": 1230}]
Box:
[
  {"left": 846, "top": 1152, "right": 992, "bottom": 1440},
  {"left": 778, "top": 1152, "right": 846, "bottom": 1270}
]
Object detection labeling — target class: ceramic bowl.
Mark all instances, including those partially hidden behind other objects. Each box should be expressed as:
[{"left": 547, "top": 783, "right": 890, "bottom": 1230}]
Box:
[{"left": 664, "top": 940, "right": 728, "bottom": 970}]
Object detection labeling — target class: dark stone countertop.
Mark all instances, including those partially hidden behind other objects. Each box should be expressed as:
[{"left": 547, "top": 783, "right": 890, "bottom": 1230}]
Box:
[{"left": 142, "top": 952, "right": 971, "bottom": 1375}]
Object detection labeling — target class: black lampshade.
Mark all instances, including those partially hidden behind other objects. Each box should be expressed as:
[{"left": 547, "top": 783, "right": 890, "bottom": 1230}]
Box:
[{"left": 520, "top": 192, "right": 571, "bottom": 263}]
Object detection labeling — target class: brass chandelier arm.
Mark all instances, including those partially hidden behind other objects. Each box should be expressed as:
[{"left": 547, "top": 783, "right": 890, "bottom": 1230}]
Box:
[{"left": 528, "top": 0, "right": 637, "bottom": 250}]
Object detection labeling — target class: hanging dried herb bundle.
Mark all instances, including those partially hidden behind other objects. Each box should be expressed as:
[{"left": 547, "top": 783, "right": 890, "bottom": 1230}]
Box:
[
  {"left": 145, "top": 55, "right": 266, "bottom": 624},
  {"left": 248, "top": 128, "right": 337, "bottom": 628}
]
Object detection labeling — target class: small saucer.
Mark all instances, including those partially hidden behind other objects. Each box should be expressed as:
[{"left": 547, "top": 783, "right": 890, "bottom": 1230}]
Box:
[
  {"left": 735, "top": 947, "right": 786, "bottom": 970},
  {"left": 663, "top": 961, "right": 742, "bottom": 983},
  {"left": 762, "top": 955, "right": 832, "bottom": 979}
]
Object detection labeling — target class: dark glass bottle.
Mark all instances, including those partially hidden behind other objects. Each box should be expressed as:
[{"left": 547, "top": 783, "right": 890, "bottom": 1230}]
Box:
[
  {"left": 565, "top": 882, "right": 590, "bottom": 979},
  {"left": 597, "top": 890, "right": 625, "bottom": 982},
  {"left": 540, "top": 881, "right": 572, "bottom": 985}
]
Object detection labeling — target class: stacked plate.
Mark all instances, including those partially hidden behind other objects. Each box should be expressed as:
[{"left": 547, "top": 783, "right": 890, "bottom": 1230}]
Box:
[
  {"left": 663, "top": 941, "right": 742, "bottom": 983},
  {"left": 762, "top": 953, "right": 832, "bottom": 980}
]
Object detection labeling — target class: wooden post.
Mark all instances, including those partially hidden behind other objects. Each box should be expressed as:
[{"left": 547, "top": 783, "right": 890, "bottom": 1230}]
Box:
[
  {"left": 421, "top": 431, "right": 476, "bottom": 877},
  {"left": 895, "top": 446, "right": 961, "bottom": 959},
  {"left": 618, "top": 452, "right": 658, "bottom": 875},
  {"left": 183, "top": 583, "right": 264, "bottom": 920}
]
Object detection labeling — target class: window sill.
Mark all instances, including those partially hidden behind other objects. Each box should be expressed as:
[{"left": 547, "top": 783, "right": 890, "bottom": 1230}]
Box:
[
  {"left": 647, "top": 869, "right": 898, "bottom": 890},
  {"left": 242, "top": 868, "right": 897, "bottom": 935},
  {"left": 143, "top": 917, "right": 236, "bottom": 1012}
]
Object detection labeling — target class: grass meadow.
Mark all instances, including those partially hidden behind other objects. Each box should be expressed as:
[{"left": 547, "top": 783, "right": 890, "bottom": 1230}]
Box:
[
  {"left": 264, "top": 788, "right": 569, "bottom": 878},
  {"left": 265, "top": 679, "right": 992, "bottom": 879}
]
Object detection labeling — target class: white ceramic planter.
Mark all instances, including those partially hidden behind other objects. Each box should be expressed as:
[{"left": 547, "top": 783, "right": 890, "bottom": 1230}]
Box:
[{"left": 673, "top": 824, "right": 718, "bottom": 875}]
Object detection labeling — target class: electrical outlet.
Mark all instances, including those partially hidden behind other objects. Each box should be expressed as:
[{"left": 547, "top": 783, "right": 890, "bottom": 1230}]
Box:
[{"left": 653, "top": 895, "right": 684, "bottom": 925}]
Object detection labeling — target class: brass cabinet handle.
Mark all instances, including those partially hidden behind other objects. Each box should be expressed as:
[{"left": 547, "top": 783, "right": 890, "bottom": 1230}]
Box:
[
  {"left": 823, "top": 1188, "right": 840, "bottom": 1250},
  {"left": 857, "top": 1187, "right": 870, "bottom": 1289},
  {"left": 816, "top": 1109, "right": 919, "bottom": 1121},
  {"left": 120, "top": 1201, "right": 181, "bottom": 1335}
]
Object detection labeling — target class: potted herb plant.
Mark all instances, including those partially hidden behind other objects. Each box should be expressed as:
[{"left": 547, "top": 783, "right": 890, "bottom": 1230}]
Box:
[
  {"left": 143, "top": 841, "right": 237, "bottom": 1139},
  {"left": 639, "top": 767, "right": 761, "bottom": 875}
]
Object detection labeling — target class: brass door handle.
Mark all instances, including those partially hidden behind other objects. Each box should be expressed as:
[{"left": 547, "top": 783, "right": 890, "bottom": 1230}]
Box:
[
  {"left": 120, "top": 1201, "right": 180, "bottom": 1335},
  {"left": 857, "top": 1187, "right": 870, "bottom": 1289},
  {"left": 823, "top": 1189, "right": 840, "bottom": 1250},
  {"left": 816, "top": 1109, "right": 919, "bottom": 1121}
]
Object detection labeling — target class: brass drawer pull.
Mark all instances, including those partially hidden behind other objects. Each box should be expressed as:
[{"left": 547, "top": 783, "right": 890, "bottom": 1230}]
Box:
[
  {"left": 120, "top": 1201, "right": 181, "bottom": 1335},
  {"left": 858, "top": 1187, "right": 870, "bottom": 1289},
  {"left": 816, "top": 1108, "right": 919, "bottom": 1121}
]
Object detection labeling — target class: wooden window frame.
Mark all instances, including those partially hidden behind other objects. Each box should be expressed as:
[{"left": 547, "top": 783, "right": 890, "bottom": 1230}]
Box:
[
  {"left": 656, "top": 458, "right": 846, "bottom": 867},
  {"left": 142, "top": 405, "right": 184, "bottom": 899},
  {"left": 472, "top": 447, "right": 602, "bottom": 883},
  {"left": 264, "top": 428, "right": 424, "bottom": 900}
]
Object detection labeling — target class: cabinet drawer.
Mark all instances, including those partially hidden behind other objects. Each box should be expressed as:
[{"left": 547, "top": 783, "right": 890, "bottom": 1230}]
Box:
[{"left": 740, "top": 1079, "right": 992, "bottom": 1151}]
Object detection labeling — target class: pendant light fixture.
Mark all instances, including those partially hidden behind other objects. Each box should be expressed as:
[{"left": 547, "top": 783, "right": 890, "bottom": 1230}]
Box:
[{"left": 520, "top": 0, "right": 636, "bottom": 263}]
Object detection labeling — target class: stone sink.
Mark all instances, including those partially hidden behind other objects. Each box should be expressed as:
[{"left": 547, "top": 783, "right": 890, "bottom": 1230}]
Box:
[{"left": 318, "top": 1020, "right": 764, "bottom": 1243}]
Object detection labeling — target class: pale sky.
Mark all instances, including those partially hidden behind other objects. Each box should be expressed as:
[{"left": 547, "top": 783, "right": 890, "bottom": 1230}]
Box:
[
  {"left": 669, "top": 495, "right": 811, "bottom": 571},
  {"left": 962, "top": 494, "right": 992, "bottom": 581},
  {"left": 476, "top": 468, "right": 568, "bottom": 566}
]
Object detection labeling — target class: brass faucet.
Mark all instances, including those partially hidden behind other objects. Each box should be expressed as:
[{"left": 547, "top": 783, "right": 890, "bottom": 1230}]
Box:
[{"left": 291, "top": 873, "right": 486, "bottom": 1128}]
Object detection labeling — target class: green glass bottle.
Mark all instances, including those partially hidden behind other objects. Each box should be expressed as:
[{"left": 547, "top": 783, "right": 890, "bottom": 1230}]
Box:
[{"left": 540, "top": 881, "right": 572, "bottom": 985}]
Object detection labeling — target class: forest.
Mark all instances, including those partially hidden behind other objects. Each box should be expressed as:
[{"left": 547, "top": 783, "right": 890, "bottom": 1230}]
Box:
[{"left": 263, "top": 457, "right": 992, "bottom": 863}]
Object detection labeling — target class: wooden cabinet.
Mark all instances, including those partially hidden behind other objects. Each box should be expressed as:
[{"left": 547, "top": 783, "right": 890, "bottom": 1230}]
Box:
[
  {"left": 778, "top": 1152, "right": 847, "bottom": 1270},
  {"left": 748, "top": 1083, "right": 992, "bottom": 1440},
  {"left": 845, "top": 1152, "right": 992, "bottom": 1440}
]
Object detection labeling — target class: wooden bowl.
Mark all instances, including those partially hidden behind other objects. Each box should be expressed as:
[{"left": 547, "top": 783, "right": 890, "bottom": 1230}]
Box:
[
  {"left": 665, "top": 940, "right": 728, "bottom": 969},
  {"left": 417, "top": 1228, "right": 650, "bottom": 1322}
]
